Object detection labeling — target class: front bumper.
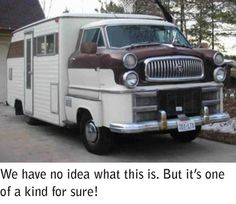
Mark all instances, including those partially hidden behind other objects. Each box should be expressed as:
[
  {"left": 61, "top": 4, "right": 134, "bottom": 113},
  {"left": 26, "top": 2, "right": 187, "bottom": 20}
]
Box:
[{"left": 110, "top": 112, "right": 230, "bottom": 134}]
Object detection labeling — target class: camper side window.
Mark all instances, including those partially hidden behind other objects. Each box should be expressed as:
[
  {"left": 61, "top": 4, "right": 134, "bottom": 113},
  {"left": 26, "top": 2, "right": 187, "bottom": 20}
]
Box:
[
  {"left": 37, "top": 36, "right": 46, "bottom": 54},
  {"left": 36, "top": 34, "right": 56, "bottom": 55},
  {"left": 46, "top": 34, "right": 55, "bottom": 54}
]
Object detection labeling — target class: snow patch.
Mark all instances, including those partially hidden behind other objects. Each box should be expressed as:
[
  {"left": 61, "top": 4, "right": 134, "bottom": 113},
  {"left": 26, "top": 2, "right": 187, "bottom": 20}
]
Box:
[{"left": 202, "top": 117, "right": 236, "bottom": 134}]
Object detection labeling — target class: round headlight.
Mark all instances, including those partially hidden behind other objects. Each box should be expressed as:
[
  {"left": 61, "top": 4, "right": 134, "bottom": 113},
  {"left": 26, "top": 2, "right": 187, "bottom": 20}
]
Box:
[
  {"left": 123, "top": 71, "right": 139, "bottom": 89},
  {"left": 123, "top": 53, "right": 138, "bottom": 69},
  {"left": 213, "top": 52, "right": 224, "bottom": 66},
  {"left": 214, "top": 67, "right": 226, "bottom": 82}
]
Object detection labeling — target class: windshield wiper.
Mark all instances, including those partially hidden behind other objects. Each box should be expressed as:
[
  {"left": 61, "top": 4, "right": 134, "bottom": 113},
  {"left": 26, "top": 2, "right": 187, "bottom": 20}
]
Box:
[{"left": 123, "top": 42, "right": 161, "bottom": 49}]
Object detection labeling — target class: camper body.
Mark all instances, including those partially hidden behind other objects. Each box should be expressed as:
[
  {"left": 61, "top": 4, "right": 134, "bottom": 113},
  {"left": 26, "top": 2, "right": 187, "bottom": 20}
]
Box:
[{"left": 7, "top": 14, "right": 230, "bottom": 154}]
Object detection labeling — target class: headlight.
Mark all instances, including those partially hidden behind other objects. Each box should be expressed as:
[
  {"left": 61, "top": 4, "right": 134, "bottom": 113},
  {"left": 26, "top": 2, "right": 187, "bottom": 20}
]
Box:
[
  {"left": 213, "top": 52, "right": 224, "bottom": 66},
  {"left": 214, "top": 67, "right": 226, "bottom": 82},
  {"left": 123, "top": 53, "right": 138, "bottom": 69},
  {"left": 123, "top": 71, "right": 139, "bottom": 88}
]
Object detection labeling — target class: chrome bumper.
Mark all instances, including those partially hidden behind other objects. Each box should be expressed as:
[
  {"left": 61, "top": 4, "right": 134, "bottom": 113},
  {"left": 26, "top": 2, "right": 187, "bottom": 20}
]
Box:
[{"left": 110, "top": 112, "right": 230, "bottom": 134}]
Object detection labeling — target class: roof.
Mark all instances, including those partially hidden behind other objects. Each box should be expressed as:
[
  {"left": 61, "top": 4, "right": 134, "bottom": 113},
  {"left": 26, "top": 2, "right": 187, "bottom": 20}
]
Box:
[
  {"left": 0, "top": 0, "right": 45, "bottom": 31},
  {"left": 59, "top": 13, "right": 163, "bottom": 20},
  {"left": 14, "top": 13, "right": 164, "bottom": 33},
  {"left": 82, "top": 18, "right": 175, "bottom": 29}
]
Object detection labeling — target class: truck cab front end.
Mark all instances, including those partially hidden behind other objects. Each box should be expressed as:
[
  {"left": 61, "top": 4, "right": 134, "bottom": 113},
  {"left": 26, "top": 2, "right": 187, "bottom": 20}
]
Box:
[{"left": 66, "top": 17, "right": 230, "bottom": 154}]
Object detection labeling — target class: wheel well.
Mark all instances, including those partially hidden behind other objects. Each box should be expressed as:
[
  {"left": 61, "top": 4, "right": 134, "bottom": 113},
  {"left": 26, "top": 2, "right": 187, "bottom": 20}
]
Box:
[
  {"left": 14, "top": 99, "right": 23, "bottom": 115},
  {"left": 77, "top": 108, "right": 92, "bottom": 132}
]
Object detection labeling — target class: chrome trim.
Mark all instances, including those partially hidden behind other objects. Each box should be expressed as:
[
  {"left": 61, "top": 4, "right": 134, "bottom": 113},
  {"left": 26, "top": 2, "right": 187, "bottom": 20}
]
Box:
[
  {"left": 202, "top": 99, "right": 220, "bottom": 106},
  {"left": 123, "top": 53, "right": 138, "bottom": 69},
  {"left": 110, "top": 112, "right": 230, "bottom": 134},
  {"left": 202, "top": 87, "right": 220, "bottom": 93},
  {"left": 158, "top": 110, "right": 167, "bottom": 130},
  {"left": 85, "top": 120, "right": 99, "bottom": 143},
  {"left": 123, "top": 71, "right": 139, "bottom": 89},
  {"left": 213, "top": 52, "right": 224, "bottom": 66},
  {"left": 203, "top": 106, "right": 210, "bottom": 124},
  {"left": 144, "top": 56, "right": 204, "bottom": 82},
  {"left": 213, "top": 67, "right": 226, "bottom": 83},
  {"left": 133, "top": 105, "right": 157, "bottom": 112}
]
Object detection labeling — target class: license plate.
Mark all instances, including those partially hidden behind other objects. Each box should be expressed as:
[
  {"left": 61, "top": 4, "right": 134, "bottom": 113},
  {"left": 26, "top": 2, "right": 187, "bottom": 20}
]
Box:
[{"left": 177, "top": 120, "right": 196, "bottom": 132}]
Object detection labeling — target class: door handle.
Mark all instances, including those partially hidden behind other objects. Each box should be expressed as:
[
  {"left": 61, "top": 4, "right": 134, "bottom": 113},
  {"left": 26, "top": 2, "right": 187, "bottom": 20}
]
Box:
[{"left": 28, "top": 71, "right": 33, "bottom": 75}]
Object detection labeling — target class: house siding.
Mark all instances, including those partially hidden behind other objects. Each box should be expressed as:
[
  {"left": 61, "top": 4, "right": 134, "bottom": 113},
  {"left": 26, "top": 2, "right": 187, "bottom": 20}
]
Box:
[{"left": 0, "top": 0, "right": 45, "bottom": 103}]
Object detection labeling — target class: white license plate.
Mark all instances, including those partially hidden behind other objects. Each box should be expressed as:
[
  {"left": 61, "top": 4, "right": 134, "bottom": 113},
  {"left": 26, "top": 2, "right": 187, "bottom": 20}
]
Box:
[{"left": 177, "top": 120, "right": 196, "bottom": 132}]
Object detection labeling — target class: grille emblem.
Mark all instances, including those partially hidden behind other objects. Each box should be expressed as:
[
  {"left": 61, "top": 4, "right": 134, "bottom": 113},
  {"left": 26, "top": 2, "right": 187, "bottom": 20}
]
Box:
[
  {"left": 176, "top": 64, "right": 184, "bottom": 73},
  {"left": 176, "top": 106, "right": 183, "bottom": 112}
]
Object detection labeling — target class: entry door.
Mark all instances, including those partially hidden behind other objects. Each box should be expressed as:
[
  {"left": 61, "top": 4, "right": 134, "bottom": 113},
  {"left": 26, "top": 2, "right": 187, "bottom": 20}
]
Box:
[
  {"left": 24, "top": 33, "right": 33, "bottom": 115},
  {"left": 0, "top": 42, "right": 8, "bottom": 102}
]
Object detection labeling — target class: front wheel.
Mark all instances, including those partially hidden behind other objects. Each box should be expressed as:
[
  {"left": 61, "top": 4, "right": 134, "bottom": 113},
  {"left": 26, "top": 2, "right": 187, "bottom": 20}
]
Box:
[
  {"left": 81, "top": 113, "right": 114, "bottom": 155},
  {"left": 170, "top": 126, "right": 201, "bottom": 143}
]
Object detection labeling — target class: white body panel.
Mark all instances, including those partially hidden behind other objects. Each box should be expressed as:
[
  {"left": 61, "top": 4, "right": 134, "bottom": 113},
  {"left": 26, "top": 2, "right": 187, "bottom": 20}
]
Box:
[
  {"left": 67, "top": 69, "right": 133, "bottom": 127},
  {"left": 33, "top": 55, "right": 59, "bottom": 123},
  {"left": 7, "top": 58, "right": 24, "bottom": 105}
]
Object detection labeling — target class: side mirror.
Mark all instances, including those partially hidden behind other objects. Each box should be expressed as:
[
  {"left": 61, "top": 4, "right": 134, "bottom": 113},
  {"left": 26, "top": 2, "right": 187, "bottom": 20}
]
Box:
[{"left": 80, "top": 42, "right": 97, "bottom": 54}]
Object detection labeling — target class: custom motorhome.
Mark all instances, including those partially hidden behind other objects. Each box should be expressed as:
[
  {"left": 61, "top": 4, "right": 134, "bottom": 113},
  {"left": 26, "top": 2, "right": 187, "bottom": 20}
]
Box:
[{"left": 7, "top": 13, "right": 230, "bottom": 154}]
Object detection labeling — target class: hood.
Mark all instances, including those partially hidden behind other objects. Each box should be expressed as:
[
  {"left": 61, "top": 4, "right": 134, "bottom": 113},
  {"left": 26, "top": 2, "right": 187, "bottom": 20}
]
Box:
[{"left": 126, "top": 45, "right": 207, "bottom": 62}]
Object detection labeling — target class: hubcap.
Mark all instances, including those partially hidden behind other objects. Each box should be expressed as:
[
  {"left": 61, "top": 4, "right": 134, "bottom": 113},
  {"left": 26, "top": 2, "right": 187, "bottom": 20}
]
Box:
[{"left": 85, "top": 121, "right": 98, "bottom": 143}]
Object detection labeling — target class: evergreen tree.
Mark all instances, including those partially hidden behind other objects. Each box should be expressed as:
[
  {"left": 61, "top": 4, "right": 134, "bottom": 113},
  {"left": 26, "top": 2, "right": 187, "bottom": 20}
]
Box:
[{"left": 97, "top": 0, "right": 124, "bottom": 13}]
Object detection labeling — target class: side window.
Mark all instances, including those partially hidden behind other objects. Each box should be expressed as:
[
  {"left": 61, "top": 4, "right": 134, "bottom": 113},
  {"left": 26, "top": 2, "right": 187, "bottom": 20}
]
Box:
[
  {"left": 46, "top": 34, "right": 55, "bottom": 54},
  {"left": 37, "top": 36, "right": 46, "bottom": 54},
  {"left": 36, "top": 34, "right": 56, "bottom": 55},
  {"left": 82, "top": 28, "right": 105, "bottom": 47},
  {"left": 97, "top": 31, "right": 105, "bottom": 47},
  {"left": 82, "top": 29, "right": 100, "bottom": 43}
]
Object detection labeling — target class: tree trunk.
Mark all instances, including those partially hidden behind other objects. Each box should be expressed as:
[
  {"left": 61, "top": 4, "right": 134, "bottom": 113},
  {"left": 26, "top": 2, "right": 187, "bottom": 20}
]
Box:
[
  {"left": 211, "top": 0, "right": 215, "bottom": 49},
  {"left": 180, "top": 0, "right": 185, "bottom": 32}
]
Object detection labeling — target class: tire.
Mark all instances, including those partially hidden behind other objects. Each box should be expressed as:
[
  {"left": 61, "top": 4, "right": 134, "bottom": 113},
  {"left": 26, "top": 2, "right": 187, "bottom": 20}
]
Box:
[
  {"left": 14, "top": 100, "right": 23, "bottom": 115},
  {"left": 80, "top": 113, "right": 114, "bottom": 155},
  {"left": 170, "top": 126, "right": 201, "bottom": 143}
]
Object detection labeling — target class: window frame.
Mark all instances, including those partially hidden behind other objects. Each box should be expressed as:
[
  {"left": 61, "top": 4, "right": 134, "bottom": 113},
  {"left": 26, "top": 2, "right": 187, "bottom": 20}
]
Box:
[
  {"left": 36, "top": 35, "right": 46, "bottom": 55},
  {"left": 105, "top": 24, "right": 191, "bottom": 49},
  {"left": 36, "top": 33, "right": 57, "bottom": 56},
  {"left": 80, "top": 27, "right": 106, "bottom": 51}
]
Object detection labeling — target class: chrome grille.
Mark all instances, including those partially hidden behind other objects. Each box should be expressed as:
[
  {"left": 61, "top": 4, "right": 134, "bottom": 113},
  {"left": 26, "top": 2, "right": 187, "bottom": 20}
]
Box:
[{"left": 145, "top": 56, "right": 204, "bottom": 82}]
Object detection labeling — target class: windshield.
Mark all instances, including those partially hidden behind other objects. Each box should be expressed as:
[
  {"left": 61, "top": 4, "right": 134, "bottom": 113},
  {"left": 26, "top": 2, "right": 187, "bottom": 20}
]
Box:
[{"left": 106, "top": 25, "right": 191, "bottom": 48}]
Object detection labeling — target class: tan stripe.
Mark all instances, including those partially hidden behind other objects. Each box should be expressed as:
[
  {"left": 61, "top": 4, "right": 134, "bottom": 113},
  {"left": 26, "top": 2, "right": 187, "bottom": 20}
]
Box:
[{"left": 8, "top": 40, "right": 24, "bottom": 58}]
